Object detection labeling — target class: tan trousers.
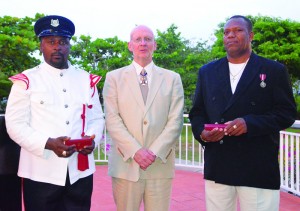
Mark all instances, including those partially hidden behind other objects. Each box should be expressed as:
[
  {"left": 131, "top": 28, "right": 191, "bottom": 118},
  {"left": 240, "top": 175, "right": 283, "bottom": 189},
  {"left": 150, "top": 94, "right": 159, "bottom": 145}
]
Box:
[
  {"left": 205, "top": 180, "right": 280, "bottom": 211},
  {"left": 112, "top": 177, "right": 172, "bottom": 211}
]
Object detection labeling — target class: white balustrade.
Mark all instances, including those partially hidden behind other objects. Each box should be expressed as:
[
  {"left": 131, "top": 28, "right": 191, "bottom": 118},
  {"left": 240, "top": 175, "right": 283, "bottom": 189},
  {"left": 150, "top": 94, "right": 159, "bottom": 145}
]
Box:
[{"left": 94, "top": 116, "right": 300, "bottom": 196}]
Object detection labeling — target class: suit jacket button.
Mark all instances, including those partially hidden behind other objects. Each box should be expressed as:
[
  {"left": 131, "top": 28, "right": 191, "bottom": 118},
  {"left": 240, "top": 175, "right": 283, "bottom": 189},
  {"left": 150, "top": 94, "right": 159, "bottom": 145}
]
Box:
[
  {"left": 143, "top": 121, "right": 147, "bottom": 125},
  {"left": 220, "top": 140, "right": 224, "bottom": 144}
]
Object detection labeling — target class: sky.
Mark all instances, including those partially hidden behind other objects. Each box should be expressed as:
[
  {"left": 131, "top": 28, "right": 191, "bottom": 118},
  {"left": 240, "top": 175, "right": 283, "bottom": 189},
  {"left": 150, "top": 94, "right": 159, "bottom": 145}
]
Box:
[{"left": 1, "top": 0, "right": 300, "bottom": 43}]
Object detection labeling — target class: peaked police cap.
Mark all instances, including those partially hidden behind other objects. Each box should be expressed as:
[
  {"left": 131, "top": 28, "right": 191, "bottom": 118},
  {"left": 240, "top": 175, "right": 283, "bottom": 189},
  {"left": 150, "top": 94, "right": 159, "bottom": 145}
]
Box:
[{"left": 34, "top": 15, "right": 75, "bottom": 38}]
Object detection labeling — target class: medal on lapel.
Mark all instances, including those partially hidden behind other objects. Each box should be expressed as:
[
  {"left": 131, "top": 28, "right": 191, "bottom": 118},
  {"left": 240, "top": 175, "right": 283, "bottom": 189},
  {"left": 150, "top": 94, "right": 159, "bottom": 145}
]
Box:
[{"left": 260, "top": 74, "right": 266, "bottom": 88}]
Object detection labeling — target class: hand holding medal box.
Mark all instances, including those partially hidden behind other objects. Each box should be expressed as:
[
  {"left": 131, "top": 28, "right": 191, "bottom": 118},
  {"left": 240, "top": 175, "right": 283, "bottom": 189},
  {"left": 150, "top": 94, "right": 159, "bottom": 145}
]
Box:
[
  {"left": 204, "top": 124, "right": 227, "bottom": 131},
  {"left": 65, "top": 136, "right": 94, "bottom": 171},
  {"left": 65, "top": 137, "right": 93, "bottom": 151}
]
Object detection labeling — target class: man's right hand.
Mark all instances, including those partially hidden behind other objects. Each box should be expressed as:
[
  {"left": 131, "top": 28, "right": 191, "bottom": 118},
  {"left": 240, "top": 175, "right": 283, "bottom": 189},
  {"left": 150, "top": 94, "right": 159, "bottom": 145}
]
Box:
[
  {"left": 45, "top": 136, "right": 76, "bottom": 158},
  {"left": 201, "top": 128, "right": 225, "bottom": 143}
]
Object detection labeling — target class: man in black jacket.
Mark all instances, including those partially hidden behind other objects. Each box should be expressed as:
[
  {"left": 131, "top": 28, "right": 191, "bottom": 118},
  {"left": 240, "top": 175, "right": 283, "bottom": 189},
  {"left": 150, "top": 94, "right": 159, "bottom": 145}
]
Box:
[
  {"left": 0, "top": 114, "right": 21, "bottom": 211},
  {"left": 189, "top": 15, "right": 296, "bottom": 211}
]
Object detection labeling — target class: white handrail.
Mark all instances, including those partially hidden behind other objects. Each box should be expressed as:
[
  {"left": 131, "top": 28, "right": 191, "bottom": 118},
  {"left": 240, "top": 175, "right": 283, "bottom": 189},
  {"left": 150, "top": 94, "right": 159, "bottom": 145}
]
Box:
[
  {"left": 94, "top": 116, "right": 300, "bottom": 196},
  {"left": 280, "top": 131, "right": 300, "bottom": 196}
]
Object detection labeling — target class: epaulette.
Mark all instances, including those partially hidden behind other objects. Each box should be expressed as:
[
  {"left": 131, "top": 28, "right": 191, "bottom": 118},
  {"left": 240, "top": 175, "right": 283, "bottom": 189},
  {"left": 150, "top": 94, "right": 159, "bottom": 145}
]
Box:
[
  {"left": 9, "top": 73, "right": 29, "bottom": 90},
  {"left": 90, "top": 74, "right": 102, "bottom": 97}
]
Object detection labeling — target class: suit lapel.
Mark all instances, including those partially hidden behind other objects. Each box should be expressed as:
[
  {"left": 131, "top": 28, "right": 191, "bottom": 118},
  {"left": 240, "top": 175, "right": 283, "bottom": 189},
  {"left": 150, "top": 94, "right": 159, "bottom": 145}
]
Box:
[
  {"left": 217, "top": 58, "right": 233, "bottom": 103},
  {"left": 225, "top": 53, "right": 260, "bottom": 111},
  {"left": 145, "top": 65, "right": 163, "bottom": 113},
  {"left": 124, "top": 64, "right": 145, "bottom": 109}
]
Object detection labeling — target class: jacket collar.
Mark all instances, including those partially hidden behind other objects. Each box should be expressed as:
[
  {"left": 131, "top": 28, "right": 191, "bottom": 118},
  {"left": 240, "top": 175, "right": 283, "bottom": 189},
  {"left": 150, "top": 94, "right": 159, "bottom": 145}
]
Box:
[
  {"left": 218, "top": 53, "right": 260, "bottom": 112},
  {"left": 124, "top": 64, "right": 164, "bottom": 114}
]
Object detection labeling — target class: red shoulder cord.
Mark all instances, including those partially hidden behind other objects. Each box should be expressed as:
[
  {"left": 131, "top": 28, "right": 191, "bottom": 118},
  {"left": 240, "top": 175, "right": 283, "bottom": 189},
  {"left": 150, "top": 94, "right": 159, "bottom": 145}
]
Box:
[
  {"left": 9, "top": 73, "right": 29, "bottom": 90},
  {"left": 90, "top": 74, "right": 101, "bottom": 97},
  {"left": 81, "top": 74, "right": 102, "bottom": 136},
  {"left": 78, "top": 74, "right": 101, "bottom": 171},
  {"left": 81, "top": 104, "right": 93, "bottom": 137}
]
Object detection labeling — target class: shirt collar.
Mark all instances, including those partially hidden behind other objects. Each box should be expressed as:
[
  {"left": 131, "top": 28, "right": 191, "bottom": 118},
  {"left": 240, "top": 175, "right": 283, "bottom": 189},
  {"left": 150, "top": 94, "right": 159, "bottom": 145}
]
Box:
[
  {"left": 41, "top": 61, "right": 71, "bottom": 76},
  {"left": 132, "top": 61, "right": 154, "bottom": 77}
]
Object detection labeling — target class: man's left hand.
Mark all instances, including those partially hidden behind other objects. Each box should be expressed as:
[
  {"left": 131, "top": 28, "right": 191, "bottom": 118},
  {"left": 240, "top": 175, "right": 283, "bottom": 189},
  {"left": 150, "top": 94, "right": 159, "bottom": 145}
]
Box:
[
  {"left": 224, "top": 118, "right": 247, "bottom": 136},
  {"left": 79, "top": 134, "right": 95, "bottom": 155}
]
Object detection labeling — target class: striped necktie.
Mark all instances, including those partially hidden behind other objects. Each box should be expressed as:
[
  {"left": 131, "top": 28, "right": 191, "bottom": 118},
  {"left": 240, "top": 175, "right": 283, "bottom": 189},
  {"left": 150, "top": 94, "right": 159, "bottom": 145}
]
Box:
[{"left": 140, "top": 69, "right": 148, "bottom": 104}]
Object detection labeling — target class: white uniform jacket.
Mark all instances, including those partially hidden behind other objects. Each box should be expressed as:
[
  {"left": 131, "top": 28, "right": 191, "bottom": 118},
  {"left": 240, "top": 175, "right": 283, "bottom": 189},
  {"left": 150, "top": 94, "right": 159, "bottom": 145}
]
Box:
[{"left": 5, "top": 62, "right": 105, "bottom": 186}]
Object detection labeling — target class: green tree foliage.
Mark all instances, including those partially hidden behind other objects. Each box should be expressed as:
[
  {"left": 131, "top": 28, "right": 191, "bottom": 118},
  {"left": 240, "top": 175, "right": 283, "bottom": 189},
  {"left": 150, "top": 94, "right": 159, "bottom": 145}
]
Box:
[
  {"left": 70, "top": 35, "right": 131, "bottom": 90},
  {"left": 252, "top": 16, "right": 300, "bottom": 78},
  {"left": 181, "top": 42, "right": 214, "bottom": 111},
  {"left": 154, "top": 24, "right": 188, "bottom": 74},
  {"left": 154, "top": 24, "right": 214, "bottom": 111},
  {"left": 0, "top": 72, "right": 10, "bottom": 98},
  {"left": 212, "top": 15, "right": 300, "bottom": 116},
  {"left": 211, "top": 15, "right": 300, "bottom": 78},
  {"left": 0, "top": 14, "right": 42, "bottom": 74},
  {"left": 1, "top": 14, "right": 300, "bottom": 115},
  {"left": 71, "top": 24, "right": 214, "bottom": 111},
  {"left": 0, "top": 14, "right": 43, "bottom": 98}
]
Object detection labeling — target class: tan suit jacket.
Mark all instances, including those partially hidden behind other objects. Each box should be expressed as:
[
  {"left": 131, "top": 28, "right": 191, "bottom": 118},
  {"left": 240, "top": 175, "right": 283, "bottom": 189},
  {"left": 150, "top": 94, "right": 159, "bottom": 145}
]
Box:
[{"left": 103, "top": 63, "right": 184, "bottom": 182}]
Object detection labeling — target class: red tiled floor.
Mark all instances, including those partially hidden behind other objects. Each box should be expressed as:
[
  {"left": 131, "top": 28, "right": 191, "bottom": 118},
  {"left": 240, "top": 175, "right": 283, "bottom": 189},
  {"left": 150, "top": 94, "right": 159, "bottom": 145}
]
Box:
[{"left": 92, "top": 165, "right": 300, "bottom": 211}]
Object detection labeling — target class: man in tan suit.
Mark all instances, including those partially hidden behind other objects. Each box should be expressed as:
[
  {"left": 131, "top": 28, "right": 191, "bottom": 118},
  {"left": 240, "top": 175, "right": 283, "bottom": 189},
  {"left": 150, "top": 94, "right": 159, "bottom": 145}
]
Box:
[{"left": 103, "top": 25, "right": 184, "bottom": 211}]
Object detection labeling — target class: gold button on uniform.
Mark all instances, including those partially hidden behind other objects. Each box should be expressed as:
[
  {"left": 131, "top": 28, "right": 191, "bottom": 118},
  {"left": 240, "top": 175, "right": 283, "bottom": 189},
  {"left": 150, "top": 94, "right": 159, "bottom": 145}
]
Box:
[{"left": 143, "top": 120, "right": 147, "bottom": 125}]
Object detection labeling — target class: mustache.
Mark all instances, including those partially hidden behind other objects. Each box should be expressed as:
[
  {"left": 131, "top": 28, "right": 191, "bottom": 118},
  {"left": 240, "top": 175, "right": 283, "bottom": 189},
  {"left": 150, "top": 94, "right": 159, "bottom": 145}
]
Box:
[{"left": 51, "top": 52, "right": 64, "bottom": 57}]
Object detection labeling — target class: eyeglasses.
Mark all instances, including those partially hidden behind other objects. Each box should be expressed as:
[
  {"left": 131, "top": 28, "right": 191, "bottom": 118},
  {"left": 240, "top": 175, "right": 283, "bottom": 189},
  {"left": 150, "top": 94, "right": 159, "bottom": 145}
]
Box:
[{"left": 132, "top": 37, "right": 154, "bottom": 44}]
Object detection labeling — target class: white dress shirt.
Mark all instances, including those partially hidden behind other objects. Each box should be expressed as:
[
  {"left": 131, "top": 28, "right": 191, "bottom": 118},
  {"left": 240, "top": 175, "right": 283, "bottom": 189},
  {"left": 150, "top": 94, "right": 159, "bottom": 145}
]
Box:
[{"left": 132, "top": 61, "right": 154, "bottom": 87}]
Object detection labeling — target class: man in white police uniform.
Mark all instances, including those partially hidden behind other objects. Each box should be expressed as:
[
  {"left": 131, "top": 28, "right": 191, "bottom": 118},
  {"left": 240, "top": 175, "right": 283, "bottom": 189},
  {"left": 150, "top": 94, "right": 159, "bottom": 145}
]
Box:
[{"left": 5, "top": 15, "right": 105, "bottom": 211}]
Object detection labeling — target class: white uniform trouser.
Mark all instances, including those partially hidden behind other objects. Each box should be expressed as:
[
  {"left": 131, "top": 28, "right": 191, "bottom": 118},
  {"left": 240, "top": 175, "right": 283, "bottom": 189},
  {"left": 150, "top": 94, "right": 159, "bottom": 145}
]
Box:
[{"left": 205, "top": 180, "right": 280, "bottom": 211}]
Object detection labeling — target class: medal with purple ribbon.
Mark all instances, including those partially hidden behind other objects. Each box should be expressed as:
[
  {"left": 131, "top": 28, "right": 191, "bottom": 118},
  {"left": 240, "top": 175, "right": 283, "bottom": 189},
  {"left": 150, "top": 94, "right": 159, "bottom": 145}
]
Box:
[
  {"left": 260, "top": 74, "right": 266, "bottom": 88},
  {"left": 140, "top": 70, "right": 148, "bottom": 85}
]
